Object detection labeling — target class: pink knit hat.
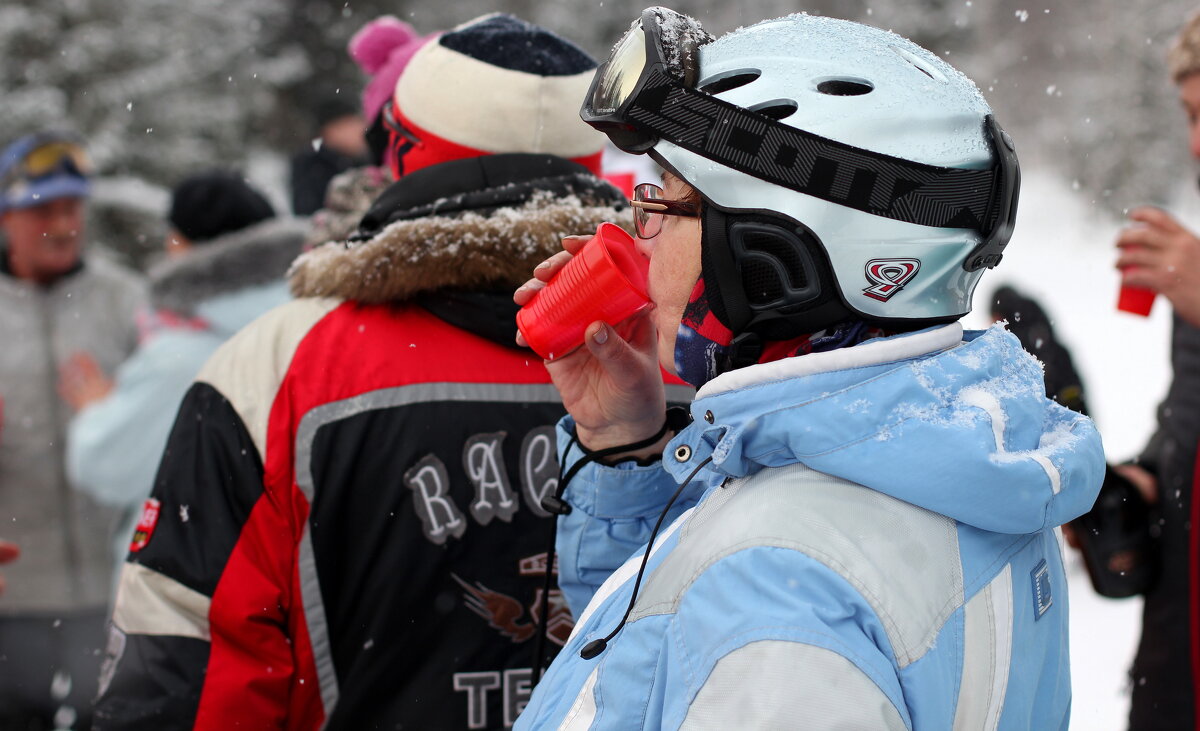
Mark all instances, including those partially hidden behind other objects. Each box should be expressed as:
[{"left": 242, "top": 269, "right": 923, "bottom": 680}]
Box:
[{"left": 348, "top": 16, "right": 434, "bottom": 123}]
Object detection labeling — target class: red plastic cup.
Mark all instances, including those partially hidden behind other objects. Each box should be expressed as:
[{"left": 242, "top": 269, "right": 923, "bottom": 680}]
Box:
[
  {"left": 1117, "top": 285, "right": 1156, "bottom": 317},
  {"left": 517, "top": 223, "right": 650, "bottom": 360}
]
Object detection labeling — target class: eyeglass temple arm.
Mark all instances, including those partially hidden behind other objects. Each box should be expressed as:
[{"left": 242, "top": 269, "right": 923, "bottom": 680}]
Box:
[{"left": 629, "top": 200, "right": 669, "bottom": 211}]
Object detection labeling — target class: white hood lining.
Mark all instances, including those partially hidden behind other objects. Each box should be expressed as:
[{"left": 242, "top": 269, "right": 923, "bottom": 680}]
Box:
[{"left": 697, "top": 322, "right": 965, "bottom": 399}]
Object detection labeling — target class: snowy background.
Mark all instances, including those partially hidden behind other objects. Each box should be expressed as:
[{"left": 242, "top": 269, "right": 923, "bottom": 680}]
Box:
[
  {"left": 2, "top": 0, "right": 1199, "bottom": 266},
  {"left": 3, "top": 0, "right": 1196, "bottom": 725}
]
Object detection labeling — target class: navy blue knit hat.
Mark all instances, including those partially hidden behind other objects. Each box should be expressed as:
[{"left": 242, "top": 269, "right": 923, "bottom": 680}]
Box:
[
  {"left": 168, "top": 171, "right": 275, "bottom": 243},
  {"left": 437, "top": 14, "right": 595, "bottom": 75},
  {"left": 314, "top": 96, "right": 361, "bottom": 130}
]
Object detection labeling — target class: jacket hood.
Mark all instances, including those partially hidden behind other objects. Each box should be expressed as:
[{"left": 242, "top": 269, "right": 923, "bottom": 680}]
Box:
[
  {"left": 148, "top": 217, "right": 306, "bottom": 317},
  {"left": 666, "top": 323, "right": 1104, "bottom": 535},
  {"left": 287, "top": 153, "right": 630, "bottom": 303},
  {"left": 191, "top": 281, "right": 291, "bottom": 338}
]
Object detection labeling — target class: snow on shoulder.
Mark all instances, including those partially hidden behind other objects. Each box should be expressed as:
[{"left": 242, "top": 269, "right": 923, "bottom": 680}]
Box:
[{"left": 690, "top": 323, "right": 1104, "bottom": 535}]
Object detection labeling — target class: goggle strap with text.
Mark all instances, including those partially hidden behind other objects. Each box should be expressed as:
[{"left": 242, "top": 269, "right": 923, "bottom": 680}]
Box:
[{"left": 626, "top": 67, "right": 1007, "bottom": 237}]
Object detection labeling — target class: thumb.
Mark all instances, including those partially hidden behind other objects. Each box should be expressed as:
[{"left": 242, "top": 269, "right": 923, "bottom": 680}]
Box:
[{"left": 583, "top": 322, "right": 646, "bottom": 380}]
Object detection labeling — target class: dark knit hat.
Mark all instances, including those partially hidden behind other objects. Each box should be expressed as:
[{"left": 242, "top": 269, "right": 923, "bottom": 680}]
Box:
[
  {"left": 388, "top": 13, "right": 605, "bottom": 177},
  {"left": 168, "top": 171, "right": 275, "bottom": 243},
  {"left": 315, "top": 96, "right": 361, "bottom": 129}
]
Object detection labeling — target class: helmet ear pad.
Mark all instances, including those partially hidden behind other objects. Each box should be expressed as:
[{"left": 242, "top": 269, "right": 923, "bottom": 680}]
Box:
[{"left": 700, "top": 204, "right": 856, "bottom": 340}]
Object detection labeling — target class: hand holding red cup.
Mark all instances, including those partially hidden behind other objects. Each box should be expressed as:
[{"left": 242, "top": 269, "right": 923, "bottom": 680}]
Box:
[
  {"left": 517, "top": 223, "right": 651, "bottom": 360},
  {"left": 1117, "top": 284, "right": 1156, "bottom": 316},
  {"left": 1116, "top": 241, "right": 1156, "bottom": 317},
  {"left": 1115, "top": 207, "right": 1174, "bottom": 317}
]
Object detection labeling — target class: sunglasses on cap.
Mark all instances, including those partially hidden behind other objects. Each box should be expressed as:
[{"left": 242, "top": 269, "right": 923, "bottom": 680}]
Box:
[
  {"left": 381, "top": 102, "right": 423, "bottom": 177},
  {"left": 0, "top": 136, "right": 93, "bottom": 193},
  {"left": 579, "top": 6, "right": 1019, "bottom": 271}
]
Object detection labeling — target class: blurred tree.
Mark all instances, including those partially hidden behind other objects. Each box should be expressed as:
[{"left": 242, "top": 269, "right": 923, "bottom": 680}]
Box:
[
  {"left": 0, "top": 0, "right": 309, "bottom": 180},
  {"left": 0, "top": 0, "right": 309, "bottom": 264},
  {"left": 1, "top": 0, "right": 1198, "bottom": 267}
]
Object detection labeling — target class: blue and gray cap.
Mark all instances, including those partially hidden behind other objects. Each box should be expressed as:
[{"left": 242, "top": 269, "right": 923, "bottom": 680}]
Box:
[{"left": 0, "top": 132, "right": 92, "bottom": 215}]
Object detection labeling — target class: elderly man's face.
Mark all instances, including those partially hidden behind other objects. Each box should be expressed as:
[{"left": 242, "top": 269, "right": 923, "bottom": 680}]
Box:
[
  {"left": 1, "top": 197, "right": 85, "bottom": 285},
  {"left": 635, "top": 173, "right": 703, "bottom": 374}
]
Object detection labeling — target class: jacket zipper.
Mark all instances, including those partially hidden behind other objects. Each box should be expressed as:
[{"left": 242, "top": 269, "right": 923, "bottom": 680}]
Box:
[{"left": 38, "top": 285, "right": 84, "bottom": 602}]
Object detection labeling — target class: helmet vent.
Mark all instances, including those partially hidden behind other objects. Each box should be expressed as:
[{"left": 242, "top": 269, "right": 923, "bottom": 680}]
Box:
[
  {"left": 749, "top": 99, "right": 798, "bottom": 121},
  {"left": 742, "top": 259, "right": 784, "bottom": 305},
  {"left": 890, "top": 45, "right": 948, "bottom": 82},
  {"left": 698, "top": 70, "right": 761, "bottom": 96},
  {"left": 815, "top": 78, "right": 873, "bottom": 96},
  {"left": 740, "top": 229, "right": 807, "bottom": 305}
]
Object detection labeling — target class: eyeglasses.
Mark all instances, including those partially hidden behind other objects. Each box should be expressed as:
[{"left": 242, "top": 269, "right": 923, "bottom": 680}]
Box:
[
  {"left": 0, "top": 137, "right": 92, "bottom": 192},
  {"left": 628, "top": 182, "right": 699, "bottom": 239}
]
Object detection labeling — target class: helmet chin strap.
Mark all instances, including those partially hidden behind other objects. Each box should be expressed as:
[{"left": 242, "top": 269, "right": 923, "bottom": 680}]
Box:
[
  {"left": 722, "top": 332, "right": 765, "bottom": 372},
  {"left": 698, "top": 204, "right": 752, "bottom": 333}
]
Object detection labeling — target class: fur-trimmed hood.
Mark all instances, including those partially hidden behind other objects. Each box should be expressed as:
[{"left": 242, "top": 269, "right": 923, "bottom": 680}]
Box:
[
  {"left": 148, "top": 217, "right": 307, "bottom": 316},
  {"left": 288, "top": 154, "right": 631, "bottom": 303}
]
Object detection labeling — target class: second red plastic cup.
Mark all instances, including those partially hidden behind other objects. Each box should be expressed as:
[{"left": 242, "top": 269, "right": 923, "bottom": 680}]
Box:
[
  {"left": 1117, "top": 284, "right": 1156, "bottom": 317},
  {"left": 517, "top": 222, "right": 650, "bottom": 361}
]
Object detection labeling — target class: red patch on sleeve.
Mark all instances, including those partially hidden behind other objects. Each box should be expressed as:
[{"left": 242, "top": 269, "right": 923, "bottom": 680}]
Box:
[{"left": 129, "top": 498, "right": 161, "bottom": 553}]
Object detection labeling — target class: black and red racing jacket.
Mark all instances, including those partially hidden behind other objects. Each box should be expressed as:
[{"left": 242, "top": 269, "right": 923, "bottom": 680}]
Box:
[{"left": 93, "top": 299, "right": 577, "bottom": 729}]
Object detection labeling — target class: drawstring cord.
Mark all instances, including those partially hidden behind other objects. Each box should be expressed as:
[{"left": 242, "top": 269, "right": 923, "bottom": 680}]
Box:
[
  {"left": 578, "top": 455, "right": 712, "bottom": 660},
  {"left": 530, "top": 412, "right": 683, "bottom": 684}
]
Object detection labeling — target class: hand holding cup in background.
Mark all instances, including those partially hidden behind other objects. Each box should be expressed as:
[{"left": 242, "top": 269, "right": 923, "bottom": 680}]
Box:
[
  {"left": 1116, "top": 205, "right": 1200, "bottom": 325},
  {"left": 1117, "top": 282, "right": 1157, "bottom": 317}
]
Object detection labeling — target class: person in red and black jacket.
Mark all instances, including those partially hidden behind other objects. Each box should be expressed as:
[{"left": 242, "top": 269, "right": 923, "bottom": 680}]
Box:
[
  {"left": 93, "top": 15, "right": 688, "bottom": 730},
  {"left": 1111, "top": 11, "right": 1200, "bottom": 729}
]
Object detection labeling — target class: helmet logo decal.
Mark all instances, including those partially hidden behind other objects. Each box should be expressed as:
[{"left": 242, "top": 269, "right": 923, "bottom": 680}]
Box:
[{"left": 863, "top": 258, "right": 921, "bottom": 301}]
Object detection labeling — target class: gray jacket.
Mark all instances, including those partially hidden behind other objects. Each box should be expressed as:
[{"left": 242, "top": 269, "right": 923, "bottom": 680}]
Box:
[{"left": 0, "top": 254, "right": 146, "bottom": 612}]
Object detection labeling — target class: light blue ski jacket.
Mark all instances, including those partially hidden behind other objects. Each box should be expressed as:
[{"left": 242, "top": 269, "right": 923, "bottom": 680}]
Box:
[
  {"left": 67, "top": 218, "right": 305, "bottom": 573},
  {"left": 517, "top": 323, "right": 1104, "bottom": 730},
  {"left": 67, "top": 284, "right": 291, "bottom": 570}
]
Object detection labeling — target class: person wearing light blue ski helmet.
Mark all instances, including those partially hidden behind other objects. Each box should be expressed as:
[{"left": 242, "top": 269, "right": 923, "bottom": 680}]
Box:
[{"left": 514, "top": 9, "right": 1102, "bottom": 730}]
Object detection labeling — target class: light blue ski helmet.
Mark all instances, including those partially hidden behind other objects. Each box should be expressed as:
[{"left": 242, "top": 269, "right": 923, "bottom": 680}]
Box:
[{"left": 582, "top": 9, "right": 1019, "bottom": 361}]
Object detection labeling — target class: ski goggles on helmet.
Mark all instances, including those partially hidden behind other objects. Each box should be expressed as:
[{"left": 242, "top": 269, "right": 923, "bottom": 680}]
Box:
[
  {"left": 581, "top": 7, "right": 712, "bottom": 153},
  {"left": 580, "top": 6, "right": 1020, "bottom": 270},
  {"left": 0, "top": 135, "right": 92, "bottom": 193}
]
